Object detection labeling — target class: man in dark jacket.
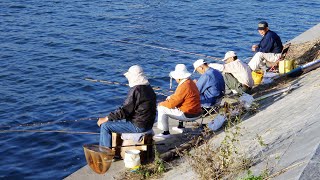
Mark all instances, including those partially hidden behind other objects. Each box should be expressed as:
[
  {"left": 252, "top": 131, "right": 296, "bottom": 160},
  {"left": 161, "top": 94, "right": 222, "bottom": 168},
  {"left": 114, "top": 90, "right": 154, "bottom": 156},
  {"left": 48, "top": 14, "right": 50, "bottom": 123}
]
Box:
[
  {"left": 248, "top": 21, "right": 283, "bottom": 71},
  {"left": 97, "top": 65, "right": 156, "bottom": 148}
]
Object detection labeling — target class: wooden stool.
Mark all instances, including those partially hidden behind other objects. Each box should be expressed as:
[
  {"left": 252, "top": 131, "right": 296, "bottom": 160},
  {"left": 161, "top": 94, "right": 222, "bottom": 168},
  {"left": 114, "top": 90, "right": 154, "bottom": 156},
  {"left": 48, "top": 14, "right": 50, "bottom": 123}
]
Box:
[{"left": 111, "top": 133, "right": 154, "bottom": 163}]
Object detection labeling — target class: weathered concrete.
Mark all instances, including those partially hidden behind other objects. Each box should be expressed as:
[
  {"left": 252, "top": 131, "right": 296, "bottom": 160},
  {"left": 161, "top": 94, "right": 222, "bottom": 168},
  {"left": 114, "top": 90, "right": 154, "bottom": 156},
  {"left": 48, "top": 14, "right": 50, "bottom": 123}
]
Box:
[
  {"left": 159, "top": 67, "right": 320, "bottom": 180},
  {"left": 289, "top": 23, "right": 320, "bottom": 44}
]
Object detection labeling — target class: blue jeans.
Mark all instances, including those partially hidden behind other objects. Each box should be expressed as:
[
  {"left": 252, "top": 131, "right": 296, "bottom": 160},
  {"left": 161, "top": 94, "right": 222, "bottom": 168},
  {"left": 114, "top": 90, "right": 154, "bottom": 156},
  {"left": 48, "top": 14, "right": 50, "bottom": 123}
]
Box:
[{"left": 99, "top": 120, "right": 147, "bottom": 148}]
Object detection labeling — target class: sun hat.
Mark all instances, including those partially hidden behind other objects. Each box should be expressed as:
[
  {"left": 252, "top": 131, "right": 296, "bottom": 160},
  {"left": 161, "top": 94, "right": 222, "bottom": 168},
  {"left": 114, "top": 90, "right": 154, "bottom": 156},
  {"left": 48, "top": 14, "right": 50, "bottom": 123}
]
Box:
[
  {"left": 169, "top": 64, "right": 192, "bottom": 79},
  {"left": 193, "top": 59, "right": 207, "bottom": 72},
  {"left": 257, "top": 21, "right": 268, "bottom": 30},
  {"left": 222, "top": 51, "right": 237, "bottom": 61},
  {"left": 124, "top": 65, "right": 149, "bottom": 87},
  {"left": 124, "top": 65, "right": 144, "bottom": 77}
]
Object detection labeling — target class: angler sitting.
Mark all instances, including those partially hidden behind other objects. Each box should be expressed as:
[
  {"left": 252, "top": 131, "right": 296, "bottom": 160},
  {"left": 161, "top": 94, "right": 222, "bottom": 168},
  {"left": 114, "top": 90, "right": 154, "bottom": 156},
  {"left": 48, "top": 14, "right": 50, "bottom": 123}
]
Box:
[
  {"left": 97, "top": 65, "right": 157, "bottom": 148},
  {"left": 248, "top": 21, "right": 283, "bottom": 71},
  {"left": 220, "top": 51, "right": 254, "bottom": 94},
  {"left": 154, "top": 64, "right": 202, "bottom": 139},
  {"left": 193, "top": 59, "right": 225, "bottom": 106}
]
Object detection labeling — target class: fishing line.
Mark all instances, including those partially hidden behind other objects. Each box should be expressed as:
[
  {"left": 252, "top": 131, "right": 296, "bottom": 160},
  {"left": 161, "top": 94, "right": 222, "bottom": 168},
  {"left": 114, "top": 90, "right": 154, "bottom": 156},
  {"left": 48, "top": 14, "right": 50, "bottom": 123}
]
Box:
[
  {"left": 114, "top": 40, "right": 222, "bottom": 61},
  {"left": 85, "top": 77, "right": 171, "bottom": 97},
  {"left": 0, "top": 129, "right": 99, "bottom": 135},
  {"left": 0, "top": 117, "right": 99, "bottom": 129},
  {"left": 84, "top": 77, "right": 162, "bottom": 90}
]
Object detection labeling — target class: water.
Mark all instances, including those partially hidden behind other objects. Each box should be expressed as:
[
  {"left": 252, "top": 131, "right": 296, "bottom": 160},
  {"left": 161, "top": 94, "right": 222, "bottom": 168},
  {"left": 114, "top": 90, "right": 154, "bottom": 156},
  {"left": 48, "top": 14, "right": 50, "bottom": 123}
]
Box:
[{"left": 0, "top": 0, "right": 319, "bottom": 179}]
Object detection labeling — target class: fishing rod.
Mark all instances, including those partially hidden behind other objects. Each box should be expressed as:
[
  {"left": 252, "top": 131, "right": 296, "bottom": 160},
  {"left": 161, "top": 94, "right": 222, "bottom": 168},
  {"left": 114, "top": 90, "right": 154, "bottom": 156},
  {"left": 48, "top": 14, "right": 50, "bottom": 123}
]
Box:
[
  {"left": 85, "top": 77, "right": 171, "bottom": 97},
  {"left": 0, "top": 117, "right": 99, "bottom": 129},
  {"left": 115, "top": 40, "right": 222, "bottom": 61},
  {"left": 84, "top": 77, "right": 162, "bottom": 90},
  {"left": 111, "top": 143, "right": 165, "bottom": 148},
  {"left": 0, "top": 129, "right": 100, "bottom": 135}
]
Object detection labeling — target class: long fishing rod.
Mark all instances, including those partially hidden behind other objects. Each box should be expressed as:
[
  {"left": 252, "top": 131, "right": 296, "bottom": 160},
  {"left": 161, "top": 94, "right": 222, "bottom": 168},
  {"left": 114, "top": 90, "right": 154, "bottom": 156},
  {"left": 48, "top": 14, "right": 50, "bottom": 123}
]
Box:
[
  {"left": 85, "top": 77, "right": 171, "bottom": 97},
  {"left": 115, "top": 40, "right": 222, "bottom": 61},
  {"left": 0, "top": 129, "right": 99, "bottom": 135},
  {"left": 111, "top": 143, "right": 165, "bottom": 148},
  {"left": 84, "top": 77, "right": 161, "bottom": 90},
  {"left": 0, "top": 117, "right": 99, "bottom": 129}
]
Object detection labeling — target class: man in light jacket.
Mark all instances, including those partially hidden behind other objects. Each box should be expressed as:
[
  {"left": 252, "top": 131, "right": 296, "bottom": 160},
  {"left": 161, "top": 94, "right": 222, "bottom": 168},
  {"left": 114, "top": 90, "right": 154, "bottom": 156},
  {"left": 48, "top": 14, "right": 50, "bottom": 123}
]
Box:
[
  {"left": 221, "top": 51, "right": 254, "bottom": 94},
  {"left": 97, "top": 65, "right": 156, "bottom": 148}
]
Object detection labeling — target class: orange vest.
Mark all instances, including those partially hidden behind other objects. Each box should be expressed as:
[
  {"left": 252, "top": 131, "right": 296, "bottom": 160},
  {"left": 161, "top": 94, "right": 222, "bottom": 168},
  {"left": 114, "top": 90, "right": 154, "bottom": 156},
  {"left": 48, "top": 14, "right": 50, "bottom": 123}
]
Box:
[{"left": 159, "top": 79, "right": 201, "bottom": 115}]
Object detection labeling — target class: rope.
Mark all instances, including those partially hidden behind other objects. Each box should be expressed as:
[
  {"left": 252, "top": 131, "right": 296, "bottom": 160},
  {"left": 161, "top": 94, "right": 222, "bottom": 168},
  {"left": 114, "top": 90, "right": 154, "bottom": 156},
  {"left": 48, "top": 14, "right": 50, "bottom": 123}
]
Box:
[
  {"left": 0, "top": 129, "right": 99, "bottom": 135},
  {"left": 115, "top": 40, "right": 222, "bottom": 61}
]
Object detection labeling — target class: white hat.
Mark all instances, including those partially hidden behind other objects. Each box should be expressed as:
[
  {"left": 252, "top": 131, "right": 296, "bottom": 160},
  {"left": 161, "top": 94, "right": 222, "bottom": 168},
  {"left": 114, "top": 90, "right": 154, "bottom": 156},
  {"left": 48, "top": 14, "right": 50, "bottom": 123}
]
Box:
[
  {"left": 124, "top": 65, "right": 149, "bottom": 87},
  {"left": 124, "top": 65, "right": 144, "bottom": 77},
  {"left": 169, "top": 64, "right": 192, "bottom": 80},
  {"left": 193, "top": 59, "right": 206, "bottom": 72},
  {"left": 222, "top": 51, "right": 237, "bottom": 61}
]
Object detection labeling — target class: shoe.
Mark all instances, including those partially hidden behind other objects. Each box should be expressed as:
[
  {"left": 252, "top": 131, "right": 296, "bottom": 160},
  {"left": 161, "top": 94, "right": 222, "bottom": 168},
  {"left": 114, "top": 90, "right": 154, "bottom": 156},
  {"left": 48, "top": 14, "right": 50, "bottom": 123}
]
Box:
[
  {"left": 153, "top": 133, "right": 171, "bottom": 140},
  {"left": 172, "top": 127, "right": 184, "bottom": 133}
]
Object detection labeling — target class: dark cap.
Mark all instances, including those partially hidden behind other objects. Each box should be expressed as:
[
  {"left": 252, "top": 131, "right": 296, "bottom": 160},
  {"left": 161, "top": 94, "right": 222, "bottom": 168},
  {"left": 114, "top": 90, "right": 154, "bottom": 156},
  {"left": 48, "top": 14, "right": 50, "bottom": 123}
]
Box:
[{"left": 257, "top": 21, "right": 268, "bottom": 30}]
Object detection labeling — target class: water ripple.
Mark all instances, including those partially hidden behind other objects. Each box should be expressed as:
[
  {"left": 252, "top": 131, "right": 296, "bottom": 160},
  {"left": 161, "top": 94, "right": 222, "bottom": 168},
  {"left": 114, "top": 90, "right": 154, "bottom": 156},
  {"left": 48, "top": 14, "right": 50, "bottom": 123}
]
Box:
[{"left": 0, "top": 0, "right": 319, "bottom": 179}]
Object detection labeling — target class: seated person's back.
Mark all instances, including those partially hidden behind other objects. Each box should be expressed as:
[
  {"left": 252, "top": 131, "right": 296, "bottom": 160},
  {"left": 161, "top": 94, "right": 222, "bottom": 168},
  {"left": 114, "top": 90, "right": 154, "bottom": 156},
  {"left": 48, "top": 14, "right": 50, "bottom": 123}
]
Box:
[{"left": 193, "top": 59, "right": 225, "bottom": 107}]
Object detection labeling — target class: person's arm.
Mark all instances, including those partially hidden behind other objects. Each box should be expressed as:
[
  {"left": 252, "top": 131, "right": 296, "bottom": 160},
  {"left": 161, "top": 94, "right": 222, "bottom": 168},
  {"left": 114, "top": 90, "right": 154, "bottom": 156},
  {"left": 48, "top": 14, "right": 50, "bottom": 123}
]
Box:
[
  {"left": 159, "top": 85, "right": 185, "bottom": 108},
  {"left": 223, "top": 61, "right": 238, "bottom": 74},
  {"left": 252, "top": 44, "right": 259, "bottom": 52},
  {"left": 97, "top": 116, "right": 108, "bottom": 127},
  {"left": 196, "top": 75, "right": 208, "bottom": 101},
  {"left": 258, "top": 33, "right": 274, "bottom": 53},
  {"left": 107, "top": 87, "right": 137, "bottom": 121}
]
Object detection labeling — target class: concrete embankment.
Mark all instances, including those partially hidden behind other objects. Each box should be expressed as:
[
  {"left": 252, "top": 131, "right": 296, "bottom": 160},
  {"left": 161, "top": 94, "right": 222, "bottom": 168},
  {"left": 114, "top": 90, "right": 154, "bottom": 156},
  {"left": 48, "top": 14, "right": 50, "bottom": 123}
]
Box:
[
  {"left": 160, "top": 23, "right": 320, "bottom": 180},
  {"left": 66, "top": 23, "right": 320, "bottom": 180}
]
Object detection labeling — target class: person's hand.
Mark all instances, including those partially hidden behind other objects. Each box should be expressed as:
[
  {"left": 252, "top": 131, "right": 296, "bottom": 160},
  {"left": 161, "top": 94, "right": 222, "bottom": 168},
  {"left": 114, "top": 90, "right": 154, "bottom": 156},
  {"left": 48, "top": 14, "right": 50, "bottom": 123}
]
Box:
[
  {"left": 193, "top": 79, "right": 198, "bottom": 83},
  {"left": 97, "top": 117, "right": 108, "bottom": 127},
  {"left": 252, "top": 45, "right": 258, "bottom": 52},
  {"left": 166, "top": 96, "right": 171, "bottom": 100}
]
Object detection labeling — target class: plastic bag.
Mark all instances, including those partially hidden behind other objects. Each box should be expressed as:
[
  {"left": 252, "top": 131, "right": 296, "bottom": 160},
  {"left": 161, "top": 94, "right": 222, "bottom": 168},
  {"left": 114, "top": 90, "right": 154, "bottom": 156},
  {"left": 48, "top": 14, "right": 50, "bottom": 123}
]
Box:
[
  {"left": 208, "top": 114, "right": 226, "bottom": 131},
  {"left": 239, "top": 93, "right": 254, "bottom": 110}
]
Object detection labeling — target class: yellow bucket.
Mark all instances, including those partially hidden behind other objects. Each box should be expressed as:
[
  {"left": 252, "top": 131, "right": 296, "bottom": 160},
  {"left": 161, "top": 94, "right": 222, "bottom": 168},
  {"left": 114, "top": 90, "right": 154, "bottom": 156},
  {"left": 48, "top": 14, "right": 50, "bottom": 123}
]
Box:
[
  {"left": 279, "top": 59, "right": 294, "bottom": 74},
  {"left": 252, "top": 70, "right": 264, "bottom": 85}
]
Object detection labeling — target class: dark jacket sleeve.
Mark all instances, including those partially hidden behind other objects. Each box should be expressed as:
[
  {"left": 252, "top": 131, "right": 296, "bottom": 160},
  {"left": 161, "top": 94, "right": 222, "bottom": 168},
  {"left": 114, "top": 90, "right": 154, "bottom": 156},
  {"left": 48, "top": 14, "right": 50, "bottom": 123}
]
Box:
[
  {"left": 258, "top": 33, "right": 274, "bottom": 53},
  {"left": 107, "top": 87, "right": 136, "bottom": 121}
]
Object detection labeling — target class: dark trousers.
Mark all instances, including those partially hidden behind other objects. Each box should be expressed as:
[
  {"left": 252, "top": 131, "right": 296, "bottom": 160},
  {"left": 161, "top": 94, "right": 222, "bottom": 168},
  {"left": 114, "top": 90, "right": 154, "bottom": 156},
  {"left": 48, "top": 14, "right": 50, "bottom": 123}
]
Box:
[{"left": 223, "top": 73, "right": 251, "bottom": 94}]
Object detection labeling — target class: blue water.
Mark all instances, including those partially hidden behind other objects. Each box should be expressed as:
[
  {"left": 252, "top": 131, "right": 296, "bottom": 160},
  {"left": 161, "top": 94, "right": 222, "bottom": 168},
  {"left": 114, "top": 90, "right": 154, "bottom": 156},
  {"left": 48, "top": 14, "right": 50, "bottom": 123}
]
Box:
[{"left": 0, "top": 0, "right": 319, "bottom": 179}]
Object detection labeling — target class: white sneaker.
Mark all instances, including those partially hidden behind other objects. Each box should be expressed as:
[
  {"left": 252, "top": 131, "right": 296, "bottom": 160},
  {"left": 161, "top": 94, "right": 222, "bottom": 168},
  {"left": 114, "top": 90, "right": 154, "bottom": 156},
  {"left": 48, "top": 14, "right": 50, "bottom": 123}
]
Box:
[
  {"left": 172, "top": 127, "right": 184, "bottom": 133},
  {"left": 153, "top": 133, "right": 171, "bottom": 140}
]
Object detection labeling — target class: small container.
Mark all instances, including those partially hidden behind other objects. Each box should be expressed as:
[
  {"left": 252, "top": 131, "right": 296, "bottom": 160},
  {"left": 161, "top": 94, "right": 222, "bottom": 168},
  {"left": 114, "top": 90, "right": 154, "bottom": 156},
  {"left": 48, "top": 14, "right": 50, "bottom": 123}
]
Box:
[
  {"left": 83, "top": 144, "right": 115, "bottom": 174},
  {"left": 252, "top": 70, "right": 264, "bottom": 85},
  {"left": 124, "top": 150, "right": 141, "bottom": 169},
  {"left": 279, "top": 59, "right": 294, "bottom": 74}
]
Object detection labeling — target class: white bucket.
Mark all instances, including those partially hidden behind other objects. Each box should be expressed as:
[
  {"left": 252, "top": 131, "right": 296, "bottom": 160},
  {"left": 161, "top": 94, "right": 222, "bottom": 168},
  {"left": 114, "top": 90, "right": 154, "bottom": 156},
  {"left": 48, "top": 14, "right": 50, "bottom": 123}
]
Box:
[{"left": 124, "top": 150, "right": 141, "bottom": 168}]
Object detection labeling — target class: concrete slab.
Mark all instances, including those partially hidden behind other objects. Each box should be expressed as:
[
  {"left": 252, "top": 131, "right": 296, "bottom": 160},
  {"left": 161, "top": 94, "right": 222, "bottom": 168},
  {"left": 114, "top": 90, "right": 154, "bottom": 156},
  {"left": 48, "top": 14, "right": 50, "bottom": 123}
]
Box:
[
  {"left": 158, "top": 68, "right": 320, "bottom": 180},
  {"left": 289, "top": 23, "right": 320, "bottom": 44},
  {"left": 300, "top": 144, "right": 320, "bottom": 180}
]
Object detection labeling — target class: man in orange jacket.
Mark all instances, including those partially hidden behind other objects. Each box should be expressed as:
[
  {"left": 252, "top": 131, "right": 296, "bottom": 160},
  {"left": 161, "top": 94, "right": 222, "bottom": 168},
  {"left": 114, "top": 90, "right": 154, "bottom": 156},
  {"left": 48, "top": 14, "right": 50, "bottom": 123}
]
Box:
[{"left": 154, "top": 64, "right": 202, "bottom": 139}]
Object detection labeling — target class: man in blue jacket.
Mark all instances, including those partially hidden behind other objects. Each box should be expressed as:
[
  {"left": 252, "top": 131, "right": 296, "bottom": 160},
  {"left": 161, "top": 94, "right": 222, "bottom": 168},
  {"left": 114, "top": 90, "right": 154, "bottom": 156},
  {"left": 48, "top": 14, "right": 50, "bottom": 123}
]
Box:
[
  {"left": 248, "top": 21, "right": 283, "bottom": 71},
  {"left": 193, "top": 59, "right": 225, "bottom": 107}
]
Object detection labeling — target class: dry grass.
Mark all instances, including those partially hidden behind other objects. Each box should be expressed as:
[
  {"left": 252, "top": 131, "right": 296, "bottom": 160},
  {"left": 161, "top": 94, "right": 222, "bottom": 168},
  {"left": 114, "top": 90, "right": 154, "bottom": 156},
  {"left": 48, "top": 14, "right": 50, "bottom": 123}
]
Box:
[
  {"left": 182, "top": 112, "right": 253, "bottom": 180},
  {"left": 119, "top": 148, "right": 167, "bottom": 180}
]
